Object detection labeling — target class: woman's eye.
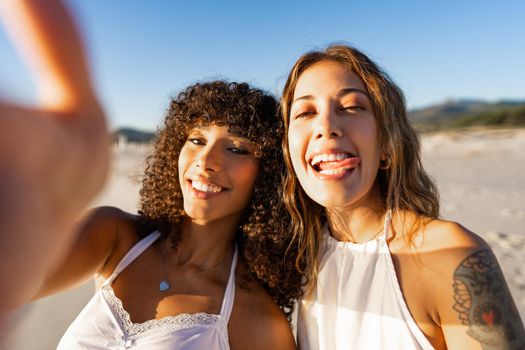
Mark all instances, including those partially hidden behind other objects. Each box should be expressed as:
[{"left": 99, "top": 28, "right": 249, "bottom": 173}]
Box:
[
  {"left": 228, "top": 147, "right": 250, "bottom": 155},
  {"left": 294, "top": 111, "right": 314, "bottom": 119},
  {"left": 342, "top": 105, "right": 365, "bottom": 112},
  {"left": 187, "top": 137, "right": 205, "bottom": 145}
]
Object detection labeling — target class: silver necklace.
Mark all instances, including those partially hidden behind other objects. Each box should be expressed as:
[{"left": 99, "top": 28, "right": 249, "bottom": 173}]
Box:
[{"left": 159, "top": 249, "right": 230, "bottom": 292}]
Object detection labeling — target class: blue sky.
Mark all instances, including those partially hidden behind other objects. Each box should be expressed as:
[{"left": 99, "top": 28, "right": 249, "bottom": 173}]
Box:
[{"left": 1, "top": 0, "right": 524, "bottom": 130}]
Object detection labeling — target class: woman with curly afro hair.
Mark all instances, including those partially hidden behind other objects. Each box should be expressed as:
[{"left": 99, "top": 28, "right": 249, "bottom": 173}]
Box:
[{"left": 30, "top": 81, "right": 303, "bottom": 349}]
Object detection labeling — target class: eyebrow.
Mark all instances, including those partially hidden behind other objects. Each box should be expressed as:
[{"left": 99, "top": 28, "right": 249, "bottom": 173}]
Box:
[
  {"left": 189, "top": 127, "right": 252, "bottom": 143},
  {"left": 292, "top": 88, "right": 370, "bottom": 104}
]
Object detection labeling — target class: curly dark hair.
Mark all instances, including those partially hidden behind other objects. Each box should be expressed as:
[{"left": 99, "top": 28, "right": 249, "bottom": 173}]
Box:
[{"left": 137, "top": 81, "right": 304, "bottom": 317}]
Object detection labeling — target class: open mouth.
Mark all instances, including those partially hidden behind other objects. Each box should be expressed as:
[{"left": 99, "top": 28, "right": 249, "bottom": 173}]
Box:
[
  {"left": 309, "top": 152, "right": 360, "bottom": 177},
  {"left": 191, "top": 179, "right": 225, "bottom": 193}
]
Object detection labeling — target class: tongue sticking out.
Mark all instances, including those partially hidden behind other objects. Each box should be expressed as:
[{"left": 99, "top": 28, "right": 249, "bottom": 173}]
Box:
[{"left": 317, "top": 157, "right": 360, "bottom": 171}]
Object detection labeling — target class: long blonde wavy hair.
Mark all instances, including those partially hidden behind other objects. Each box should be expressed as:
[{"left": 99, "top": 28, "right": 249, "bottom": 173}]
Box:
[{"left": 280, "top": 45, "right": 440, "bottom": 295}]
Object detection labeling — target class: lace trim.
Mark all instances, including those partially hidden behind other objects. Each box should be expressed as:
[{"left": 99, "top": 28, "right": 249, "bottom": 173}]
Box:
[{"left": 102, "top": 285, "right": 222, "bottom": 338}]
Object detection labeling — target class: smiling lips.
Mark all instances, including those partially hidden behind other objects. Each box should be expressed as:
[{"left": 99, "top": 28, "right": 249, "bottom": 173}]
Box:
[
  {"left": 189, "top": 179, "right": 226, "bottom": 199},
  {"left": 309, "top": 152, "right": 360, "bottom": 179},
  {"left": 192, "top": 180, "right": 223, "bottom": 193}
]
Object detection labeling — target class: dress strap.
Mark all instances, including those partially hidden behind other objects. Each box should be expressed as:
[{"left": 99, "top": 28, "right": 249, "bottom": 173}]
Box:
[
  {"left": 383, "top": 209, "right": 393, "bottom": 241},
  {"left": 104, "top": 231, "right": 161, "bottom": 285},
  {"left": 219, "top": 245, "right": 239, "bottom": 321}
]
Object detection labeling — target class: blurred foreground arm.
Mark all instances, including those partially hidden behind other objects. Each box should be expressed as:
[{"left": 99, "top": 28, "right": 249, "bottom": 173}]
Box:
[{"left": 0, "top": 0, "right": 109, "bottom": 311}]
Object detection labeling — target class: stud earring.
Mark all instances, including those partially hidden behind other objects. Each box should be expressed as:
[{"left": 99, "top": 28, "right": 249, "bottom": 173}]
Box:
[{"left": 379, "top": 157, "right": 391, "bottom": 170}]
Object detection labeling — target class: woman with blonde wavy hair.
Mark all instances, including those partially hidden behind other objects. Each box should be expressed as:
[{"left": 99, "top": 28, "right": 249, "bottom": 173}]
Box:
[{"left": 280, "top": 45, "right": 524, "bottom": 349}]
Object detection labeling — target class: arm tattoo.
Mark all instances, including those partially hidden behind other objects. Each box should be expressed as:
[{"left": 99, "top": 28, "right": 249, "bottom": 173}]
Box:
[{"left": 453, "top": 249, "right": 525, "bottom": 350}]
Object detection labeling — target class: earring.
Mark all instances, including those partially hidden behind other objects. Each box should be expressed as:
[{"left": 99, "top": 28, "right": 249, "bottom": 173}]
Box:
[{"left": 379, "top": 157, "right": 391, "bottom": 170}]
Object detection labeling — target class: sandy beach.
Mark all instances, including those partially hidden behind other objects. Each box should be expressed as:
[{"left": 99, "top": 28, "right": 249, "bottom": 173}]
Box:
[{"left": 3, "top": 128, "right": 525, "bottom": 349}]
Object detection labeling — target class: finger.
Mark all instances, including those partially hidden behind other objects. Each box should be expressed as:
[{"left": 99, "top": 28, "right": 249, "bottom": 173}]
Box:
[{"left": 0, "top": 0, "right": 96, "bottom": 111}]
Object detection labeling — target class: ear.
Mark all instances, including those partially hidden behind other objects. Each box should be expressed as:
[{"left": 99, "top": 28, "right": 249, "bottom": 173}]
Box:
[{"left": 379, "top": 153, "right": 391, "bottom": 170}]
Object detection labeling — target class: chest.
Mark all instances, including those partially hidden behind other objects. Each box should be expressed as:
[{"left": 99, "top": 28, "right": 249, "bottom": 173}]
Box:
[
  {"left": 390, "top": 251, "right": 447, "bottom": 349},
  {"left": 307, "top": 240, "right": 445, "bottom": 349},
  {"left": 110, "top": 265, "right": 226, "bottom": 324}
]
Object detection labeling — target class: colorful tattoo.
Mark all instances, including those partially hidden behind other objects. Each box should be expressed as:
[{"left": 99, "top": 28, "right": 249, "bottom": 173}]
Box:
[{"left": 453, "top": 249, "right": 525, "bottom": 350}]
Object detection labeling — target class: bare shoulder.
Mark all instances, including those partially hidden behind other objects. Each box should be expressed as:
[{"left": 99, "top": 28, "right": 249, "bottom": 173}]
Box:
[
  {"left": 411, "top": 218, "right": 485, "bottom": 253},
  {"left": 392, "top": 218, "right": 489, "bottom": 278},
  {"left": 408, "top": 219, "right": 525, "bottom": 349},
  {"left": 86, "top": 205, "right": 132, "bottom": 220},
  {"left": 36, "top": 206, "right": 139, "bottom": 298},
  {"left": 83, "top": 206, "right": 141, "bottom": 277},
  {"left": 229, "top": 264, "right": 297, "bottom": 350},
  {"left": 79, "top": 206, "right": 135, "bottom": 240},
  {"left": 79, "top": 206, "right": 138, "bottom": 254}
]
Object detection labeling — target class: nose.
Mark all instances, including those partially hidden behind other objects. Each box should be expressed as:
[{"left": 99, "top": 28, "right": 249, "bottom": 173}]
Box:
[
  {"left": 196, "top": 144, "right": 223, "bottom": 172},
  {"left": 314, "top": 105, "right": 343, "bottom": 140}
]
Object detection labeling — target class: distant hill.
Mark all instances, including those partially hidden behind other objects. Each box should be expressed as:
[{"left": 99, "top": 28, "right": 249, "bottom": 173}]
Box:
[
  {"left": 112, "top": 99, "right": 525, "bottom": 141},
  {"left": 112, "top": 127, "right": 156, "bottom": 144},
  {"left": 408, "top": 99, "right": 525, "bottom": 131}
]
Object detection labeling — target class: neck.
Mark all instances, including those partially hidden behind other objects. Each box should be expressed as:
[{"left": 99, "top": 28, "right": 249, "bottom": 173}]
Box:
[
  {"left": 325, "top": 192, "right": 386, "bottom": 243},
  {"left": 165, "top": 215, "right": 239, "bottom": 269}
]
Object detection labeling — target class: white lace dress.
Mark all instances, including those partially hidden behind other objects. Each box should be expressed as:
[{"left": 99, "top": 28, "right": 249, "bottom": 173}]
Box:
[{"left": 57, "top": 232, "right": 237, "bottom": 349}]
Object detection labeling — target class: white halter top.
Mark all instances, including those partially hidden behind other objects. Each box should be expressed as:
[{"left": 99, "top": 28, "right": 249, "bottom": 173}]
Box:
[
  {"left": 297, "top": 212, "right": 435, "bottom": 350},
  {"left": 57, "top": 231, "right": 237, "bottom": 349}
]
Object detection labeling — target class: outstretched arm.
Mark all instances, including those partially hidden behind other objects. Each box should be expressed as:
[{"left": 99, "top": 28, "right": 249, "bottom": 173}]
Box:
[{"left": 0, "top": 0, "right": 109, "bottom": 311}]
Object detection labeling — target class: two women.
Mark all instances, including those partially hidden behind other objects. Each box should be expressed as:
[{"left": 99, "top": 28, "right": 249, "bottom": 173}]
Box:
[
  {"left": 3, "top": 1, "right": 522, "bottom": 348},
  {"left": 281, "top": 45, "right": 525, "bottom": 349}
]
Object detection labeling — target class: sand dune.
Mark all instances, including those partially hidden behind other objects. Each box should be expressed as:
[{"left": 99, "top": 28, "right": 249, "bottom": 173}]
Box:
[{"left": 3, "top": 129, "right": 525, "bottom": 349}]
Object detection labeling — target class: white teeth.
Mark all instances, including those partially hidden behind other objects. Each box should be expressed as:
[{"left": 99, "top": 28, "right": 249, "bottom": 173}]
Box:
[
  {"left": 310, "top": 153, "right": 350, "bottom": 166},
  {"left": 319, "top": 168, "right": 347, "bottom": 175},
  {"left": 192, "top": 180, "right": 222, "bottom": 193}
]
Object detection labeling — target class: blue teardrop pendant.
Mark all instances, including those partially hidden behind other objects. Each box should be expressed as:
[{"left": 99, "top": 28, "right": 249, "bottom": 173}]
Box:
[{"left": 159, "top": 279, "right": 170, "bottom": 291}]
